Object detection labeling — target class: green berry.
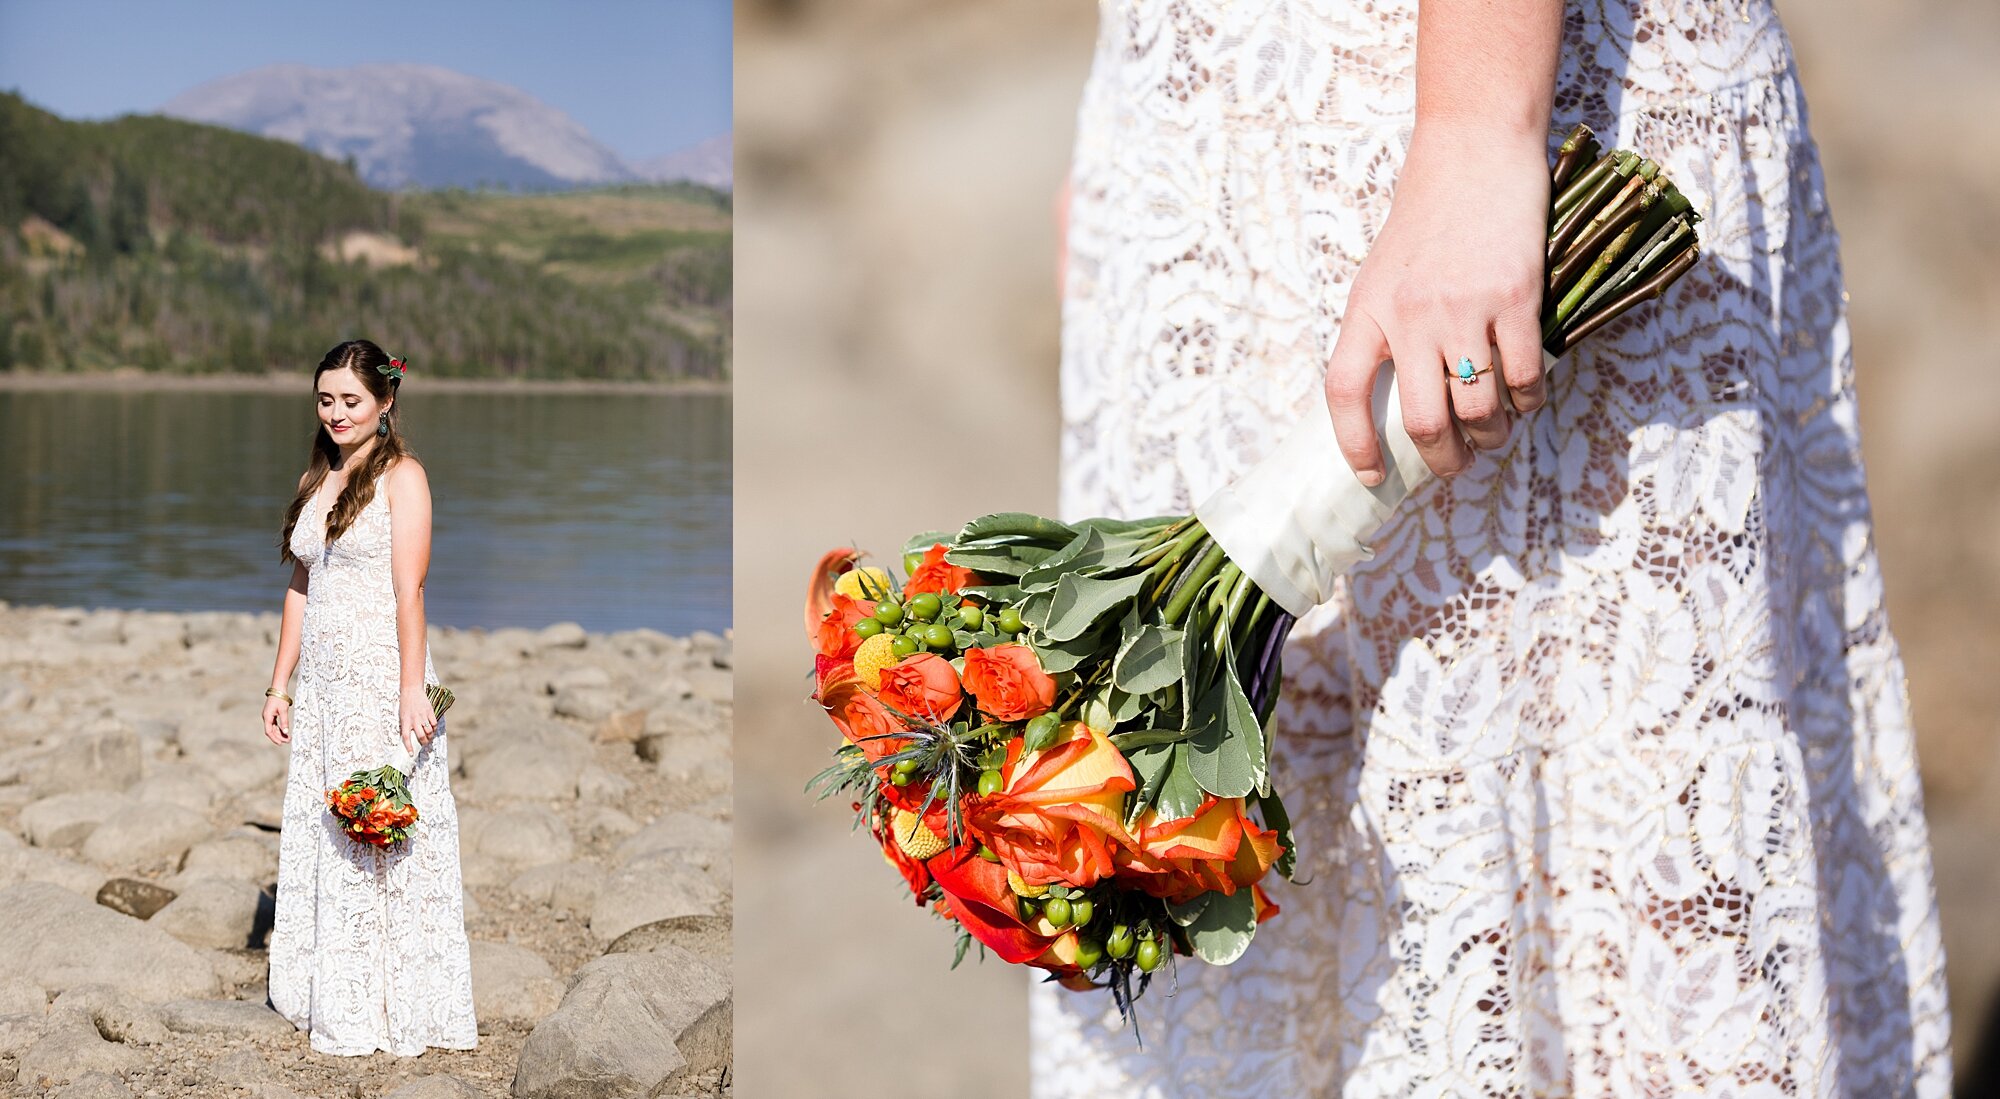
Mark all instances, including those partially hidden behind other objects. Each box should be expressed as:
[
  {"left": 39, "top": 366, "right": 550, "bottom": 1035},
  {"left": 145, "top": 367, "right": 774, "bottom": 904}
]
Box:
[
  {"left": 1106, "top": 924, "right": 1134, "bottom": 959},
  {"left": 1069, "top": 898, "right": 1094, "bottom": 927},
  {"left": 890, "top": 635, "right": 920, "bottom": 658},
  {"left": 957, "top": 604, "right": 984, "bottom": 630},
  {"left": 873, "top": 601, "right": 905, "bottom": 626},
  {"left": 903, "top": 550, "right": 926, "bottom": 575},
  {"left": 1074, "top": 937, "right": 1104, "bottom": 969},
  {"left": 893, "top": 758, "right": 919, "bottom": 777},
  {"left": 922, "top": 623, "right": 955, "bottom": 649},
  {"left": 977, "top": 845, "right": 1000, "bottom": 862},
  {"left": 997, "top": 608, "right": 1024, "bottom": 634},
  {"left": 1043, "top": 897, "right": 1072, "bottom": 928},
  {"left": 909, "top": 593, "right": 942, "bottom": 621},
  {"left": 889, "top": 770, "right": 911, "bottom": 787},
  {"left": 852, "top": 617, "right": 884, "bottom": 639},
  {"left": 1135, "top": 937, "right": 1163, "bottom": 972},
  {"left": 1024, "top": 713, "right": 1061, "bottom": 752},
  {"left": 977, "top": 769, "right": 1004, "bottom": 796}
]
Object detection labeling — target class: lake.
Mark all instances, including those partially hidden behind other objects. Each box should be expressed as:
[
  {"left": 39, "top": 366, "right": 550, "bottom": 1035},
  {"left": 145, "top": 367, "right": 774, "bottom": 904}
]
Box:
[{"left": 0, "top": 385, "right": 730, "bottom": 635}]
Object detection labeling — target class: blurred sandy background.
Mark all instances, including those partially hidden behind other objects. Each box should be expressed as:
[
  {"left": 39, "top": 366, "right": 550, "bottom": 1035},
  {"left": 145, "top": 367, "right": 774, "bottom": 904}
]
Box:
[{"left": 734, "top": 1, "right": 2000, "bottom": 1095}]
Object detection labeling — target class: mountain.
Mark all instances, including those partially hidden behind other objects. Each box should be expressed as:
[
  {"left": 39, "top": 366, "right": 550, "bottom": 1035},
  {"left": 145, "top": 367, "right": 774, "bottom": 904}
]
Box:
[
  {"left": 634, "top": 133, "right": 733, "bottom": 191},
  {"left": 161, "top": 63, "right": 638, "bottom": 191}
]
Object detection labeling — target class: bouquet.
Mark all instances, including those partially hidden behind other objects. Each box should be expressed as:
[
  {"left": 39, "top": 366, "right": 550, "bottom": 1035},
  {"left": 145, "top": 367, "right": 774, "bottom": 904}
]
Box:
[
  {"left": 805, "top": 124, "right": 1702, "bottom": 1027},
  {"left": 322, "top": 683, "right": 451, "bottom": 848},
  {"left": 326, "top": 765, "right": 420, "bottom": 847}
]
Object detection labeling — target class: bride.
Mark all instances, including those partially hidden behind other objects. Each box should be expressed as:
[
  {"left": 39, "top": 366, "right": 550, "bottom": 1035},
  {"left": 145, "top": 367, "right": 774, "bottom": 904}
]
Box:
[
  {"left": 261, "top": 339, "right": 478, "bottom": 1056},
  {"left": 1034, "top": 0, "right": 1951, "bottom": 1094}
]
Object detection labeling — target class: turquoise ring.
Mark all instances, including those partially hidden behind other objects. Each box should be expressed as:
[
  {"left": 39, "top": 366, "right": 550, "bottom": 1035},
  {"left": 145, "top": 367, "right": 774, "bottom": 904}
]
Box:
[{"left": 1450, "top": 356, "right": 1493, "bottom": 385}]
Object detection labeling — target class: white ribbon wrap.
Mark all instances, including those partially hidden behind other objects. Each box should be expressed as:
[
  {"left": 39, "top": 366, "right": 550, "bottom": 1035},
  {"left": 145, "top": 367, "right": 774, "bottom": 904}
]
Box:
[
  {"left": 384, "top": 737, "right": 417, "bottom": 776},
  {"left": 1195, "top": 350, "right": 1559, "bottom": 618}
]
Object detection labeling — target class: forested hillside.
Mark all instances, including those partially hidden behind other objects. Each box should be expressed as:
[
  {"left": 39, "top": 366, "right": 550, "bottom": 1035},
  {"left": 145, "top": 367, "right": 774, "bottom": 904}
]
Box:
[{"left": 0, "top": 92, "right": 730, "bottom": 380}]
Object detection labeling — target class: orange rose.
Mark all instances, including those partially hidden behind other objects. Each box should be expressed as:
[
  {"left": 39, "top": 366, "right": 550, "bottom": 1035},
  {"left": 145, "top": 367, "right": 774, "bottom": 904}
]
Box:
[
  {"left": 928, "top": 845, "right": 1080, "bottom": 973},
  {"left": 961, "top": 645, "right": 1058, "bottom": 722},
  {"left": 1111, "top": 795, "right": 1283, "bottom": 904},
  {"left": 812, "top": 593, "right": 877, "bottom": 660},
  {"left": 817, "top": 663, "right": 911, "bottom": 762},
  {"left": 905, "top": 542, "right": 977, "bottom": 596},
  {"left": 874, "top": 653, "right": 963, "bottom": 724},
  {"left": 967, "top": 721, "right": 1134, "bottom": 890}
]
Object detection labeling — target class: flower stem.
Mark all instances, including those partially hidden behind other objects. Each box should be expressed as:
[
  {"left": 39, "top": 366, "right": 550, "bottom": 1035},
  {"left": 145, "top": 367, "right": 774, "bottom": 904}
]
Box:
[
  {"left": 1162, "top": 541, "right": 1226, "bottom": 627},
  {"left": 1560, "top": 245, "right": 1700, "bottom": 351}
]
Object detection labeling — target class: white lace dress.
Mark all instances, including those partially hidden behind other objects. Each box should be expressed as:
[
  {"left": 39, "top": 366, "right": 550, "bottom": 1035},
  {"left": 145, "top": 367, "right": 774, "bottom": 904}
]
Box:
[
  {"left": 270, "top": 474, "right": 478, "bottom": 1056},
  {"left": 1032, "top": 0, "right": 1953, "bottom": 1094}
]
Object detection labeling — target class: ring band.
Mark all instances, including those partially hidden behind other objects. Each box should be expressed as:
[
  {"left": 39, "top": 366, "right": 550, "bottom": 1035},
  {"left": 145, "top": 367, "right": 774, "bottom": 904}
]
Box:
[{"left": 1450, "top": 356, "right": 1493, "bottom": 385}]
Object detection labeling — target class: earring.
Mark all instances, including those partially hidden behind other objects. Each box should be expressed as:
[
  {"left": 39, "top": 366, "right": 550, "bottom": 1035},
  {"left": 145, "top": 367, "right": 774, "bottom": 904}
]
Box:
[{"left": 377, "top": 414, "right": 389, "bottom": 438}]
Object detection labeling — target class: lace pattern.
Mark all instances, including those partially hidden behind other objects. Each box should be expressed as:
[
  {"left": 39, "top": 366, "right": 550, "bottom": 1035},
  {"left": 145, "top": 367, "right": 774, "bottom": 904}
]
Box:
[
  {"left": 268, "top": 473, "right": 478, "bottom": 1056},
  {"left": 1031, "top": 1, "right": 1952, "bottom": 1094}
]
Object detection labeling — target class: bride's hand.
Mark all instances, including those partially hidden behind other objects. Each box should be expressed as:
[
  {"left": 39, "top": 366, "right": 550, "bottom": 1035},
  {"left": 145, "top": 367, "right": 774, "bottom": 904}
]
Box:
[
  {"left": 399, "top": 691, "right": 437, "bottom": 753},
  {"left": 1322, "top": 122, "right": 1551, "bottom": 483},
  {"left": 262, "top": 696, "right": 290, "bottom": 746}
]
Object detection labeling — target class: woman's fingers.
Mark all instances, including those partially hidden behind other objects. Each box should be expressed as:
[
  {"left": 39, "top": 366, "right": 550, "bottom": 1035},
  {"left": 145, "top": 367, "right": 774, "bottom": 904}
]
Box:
[
  {"left": 1495, "top": 308, "right": 1548, "bottom": 414},
  {"left": 1388, "top": 328, "right": 1472, "bottom": 478},
  {"left": 1323, "top": 310, "right": 1393, "bottom": 486},
  {"left": 1444, "top": 335, "right": 1510, "bottom": 452}
]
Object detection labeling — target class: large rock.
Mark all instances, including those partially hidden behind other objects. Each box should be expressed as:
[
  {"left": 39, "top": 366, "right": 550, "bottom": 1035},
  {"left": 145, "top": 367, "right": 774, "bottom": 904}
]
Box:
[
  {"left": 588, "top": 853, "right": 726, "bottom": 945},
  {"left": 49, "top": 985, "right": 170, "bottom": 1045},
  {"left": 16, "top": 1010, "right": 146, "bottom": 1089},
  {"left": 124, "top": 765, "right": 216, "bottom": 812},
  {"left": 614, "top": 811, "right": 731, "bottom": 866},
  {"left": 0, "top": 882, "right": 221, "bottom": 1001},
  {"left": 176, "top": 835, "right": 278, "bottom": 886},
  {"left": 0, "top": 976, "right": 46, "bottom": 1017},
  {"left": 158, "top": 998, "right": 294, "bottom": 1038},
  {"left": 470, "top": 940, "right": 564, "bottom": 1033},
  {"left": 180, "top": 740, "right": 286, "bottom": 792},
  {"left": 18, "top": 792, "right": 126, "bottom": 848},
  {"left": 507, "top": 862, "right": 605, "bottom": 918},
  {"left": 461, "top": 809, "right": 575, "bottom": 886},
  {"left": 96, "top": 878, "right": 178, "bottom": 920},
  {"left": 462, "top": 736, "right": 591, "bottom": 802},
  {"left": 6, "top": 723, "right": 143, "bottom": 797},
  {"left": 81, "top": 803, "right": 211, "bottom": 868},
  {"left": 536, "top": 623, "right": 588, "bottom": 650},
  {"left": 151, "top": 878, "right": 267, "bottom": 950},
  {"left": 604, "top": 915, "right": 732, "bottom": 964},
  {"left": 511, "top": 948, "right": 731, "bottom": 1099}
]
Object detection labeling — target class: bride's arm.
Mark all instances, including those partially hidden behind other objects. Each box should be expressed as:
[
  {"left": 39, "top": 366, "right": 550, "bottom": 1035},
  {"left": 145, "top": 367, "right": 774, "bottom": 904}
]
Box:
[
  {"left": 263, "top": 561, "right": 309, "bottom": 745},
  {"left": 385, "top": 459, "right": 437, "bottom": 752},
  {"left": 1322, "top": 0, "right": 1563, "bottom": 483}
]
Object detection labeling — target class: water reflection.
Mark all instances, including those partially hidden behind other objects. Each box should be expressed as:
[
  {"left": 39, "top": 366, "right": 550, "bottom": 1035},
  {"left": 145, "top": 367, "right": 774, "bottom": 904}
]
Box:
[{"left": 0, "top": 387, "right": 730, "bottom": 634}]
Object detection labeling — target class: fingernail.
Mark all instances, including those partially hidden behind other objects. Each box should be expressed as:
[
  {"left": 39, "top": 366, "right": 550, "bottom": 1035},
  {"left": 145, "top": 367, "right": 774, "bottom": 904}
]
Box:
[{"left": 1359, "top": 469, "right": 1385, "bottom": 488}]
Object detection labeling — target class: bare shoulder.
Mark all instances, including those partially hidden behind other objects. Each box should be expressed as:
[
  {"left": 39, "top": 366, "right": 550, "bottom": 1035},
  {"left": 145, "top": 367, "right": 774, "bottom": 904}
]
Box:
[{"left": 382, "top": 456, "right": 431, "bottom": 503}]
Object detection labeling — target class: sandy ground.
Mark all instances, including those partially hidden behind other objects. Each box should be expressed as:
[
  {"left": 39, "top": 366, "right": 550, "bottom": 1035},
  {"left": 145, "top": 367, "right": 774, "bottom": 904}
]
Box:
[
  {"left": 733, "top": 0, "right": 2000, "bottom": 1095},
  {"left": 0, "top": 604, "right": 733, "bottom": 1098}
]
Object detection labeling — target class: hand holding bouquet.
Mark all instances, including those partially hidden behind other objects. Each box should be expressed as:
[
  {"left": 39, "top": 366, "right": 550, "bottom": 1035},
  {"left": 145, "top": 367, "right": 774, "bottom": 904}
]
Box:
[{"left": 803, "top": 124, "right": 1703, "bottom": 1030}]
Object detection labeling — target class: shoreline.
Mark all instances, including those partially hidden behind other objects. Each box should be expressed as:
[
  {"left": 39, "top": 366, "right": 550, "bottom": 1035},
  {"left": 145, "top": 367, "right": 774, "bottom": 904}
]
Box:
[{"left": 0, "top": 370, "right": 732, "bottom": 396}]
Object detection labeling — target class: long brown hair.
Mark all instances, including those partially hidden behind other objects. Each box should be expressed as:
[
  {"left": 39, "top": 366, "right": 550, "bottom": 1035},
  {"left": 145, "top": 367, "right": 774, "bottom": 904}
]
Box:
[{"left": 279, "top": 339, "right": 417, "bottom": 563}]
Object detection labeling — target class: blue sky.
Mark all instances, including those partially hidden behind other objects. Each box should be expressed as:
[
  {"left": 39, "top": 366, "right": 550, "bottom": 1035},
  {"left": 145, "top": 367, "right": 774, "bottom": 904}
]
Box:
[{"left": 0, "top": 0, "right": 731, "bottom": 160}]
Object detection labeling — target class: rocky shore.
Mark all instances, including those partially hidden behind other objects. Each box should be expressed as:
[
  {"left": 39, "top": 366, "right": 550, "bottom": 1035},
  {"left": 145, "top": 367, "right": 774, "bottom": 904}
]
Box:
[{"left": 0, "top": 602, "right": 732, "bottom": 1098}]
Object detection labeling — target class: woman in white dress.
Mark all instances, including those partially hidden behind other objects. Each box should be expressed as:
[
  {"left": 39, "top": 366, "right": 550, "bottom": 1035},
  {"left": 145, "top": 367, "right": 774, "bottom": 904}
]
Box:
[
  {"left": 1035, "top": 0, "right": 1952, "bottom": 1094},
  {"left": 261, "top": 339, "right": 478, "bottom": 1056}
]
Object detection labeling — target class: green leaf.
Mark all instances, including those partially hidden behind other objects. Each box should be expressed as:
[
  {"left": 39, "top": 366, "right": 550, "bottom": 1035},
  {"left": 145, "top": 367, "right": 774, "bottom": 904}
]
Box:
[
  {"left": 1042, "top": 571, "right": 1148, "bottom": 643},
  {"left": 1165, "top": 892, "right": 1212, "bottom": 927},
  {"left": 1021, "top": 527, "right": 1149, "bottom": 590},
  {"left": 1114, "top": 625, "right": 1185, "bottom": 695},
  {"left": 1154, "top": 745, "right": 1206, "bottom": 821},
  {"left": 1185, "top": 663, "right": 1259, "bottom": 799},
  {"left": 1125, "top": 742, "right": 1174, "bottom": 822},
  {"left": 943, "top": 544, "right": 1052, "bottom": 578},
  {"left": 951, "top": 928, "right": 973, "bottom": 970},
  {"left": 1016, "top": 587, "right": 1057, "bottom": 632},
  {"left": 1108, "top": 727, "right": 1190, "bottom": 751},
  {"left": 1075, "top": 515, "right": 1181, "bottom": 538},
  {"left": 902, "top": 530, "right": 956, "bottom": 558},
  {"left": 1257, "top": 790, "right": 1298, "bottom": 881},
  {"left": 1181, "top": 888, "right": 1258, "bottom": 965},
  {"left": 1078, "top": 689, "right": 1114, "bottom": 734},
  {"left": 957, "top": 512, "right": 1078, "bottom": 545},
  {"left": 1032, "top": 626, "right": 1105, "bottom": 675},
  {"left": 1108, "top": 688, "right": 1146, "bottom": 724},
  {"left": 957, "top": 582, "right": 1022, "bottom": 604}
]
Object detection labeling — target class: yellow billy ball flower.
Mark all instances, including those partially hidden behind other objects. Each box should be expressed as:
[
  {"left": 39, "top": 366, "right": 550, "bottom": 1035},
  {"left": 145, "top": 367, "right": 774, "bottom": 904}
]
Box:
[
  {"left": 1007, "top": 869, "right": 1049, "bottom": 899},
  {"left": 851, "top": 633, "right": 900, "bottom": 690},
  {"left": 892, "top": 808, "right": 947, "bottom": 861},
  {"left": 834, "top": 566, "right": 894, "bottom": 602}
]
